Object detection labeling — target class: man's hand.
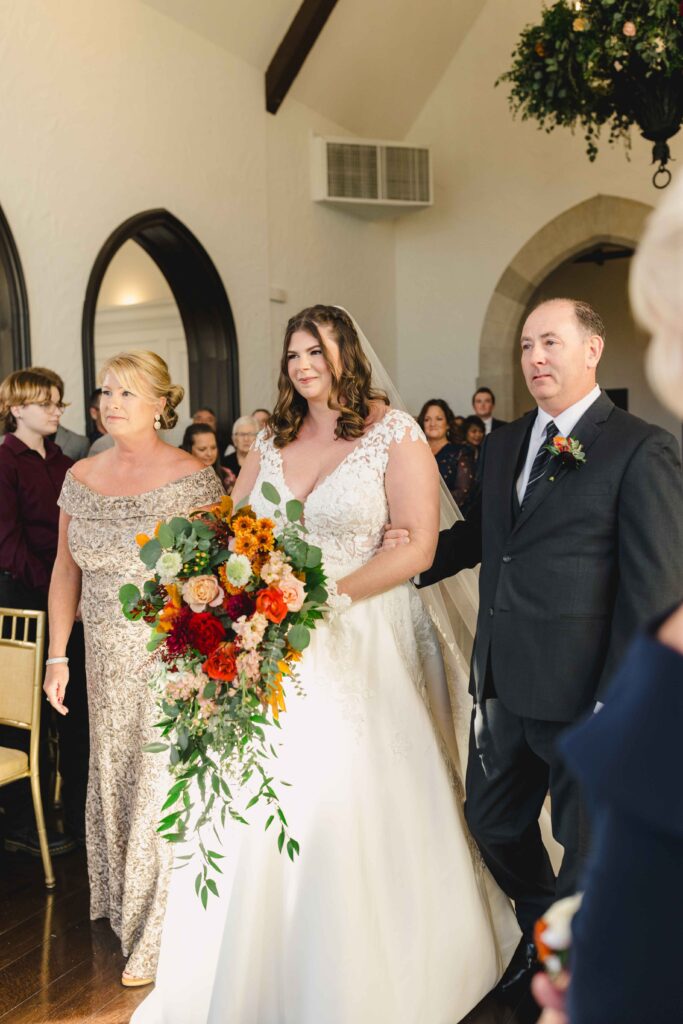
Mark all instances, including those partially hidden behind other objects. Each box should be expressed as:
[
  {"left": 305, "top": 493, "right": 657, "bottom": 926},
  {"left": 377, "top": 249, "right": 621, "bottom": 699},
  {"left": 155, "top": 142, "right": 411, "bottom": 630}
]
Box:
[
  {"left": 658, "top": 601, "right": 683, "bottom": 656},
  {"left": 382, "top": 524, "right": 410, "bottom": 550}
]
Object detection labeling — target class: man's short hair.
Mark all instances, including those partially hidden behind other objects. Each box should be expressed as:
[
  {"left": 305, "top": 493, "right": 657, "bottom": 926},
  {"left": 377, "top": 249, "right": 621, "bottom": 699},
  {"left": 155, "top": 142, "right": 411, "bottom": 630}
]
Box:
[
  {"left": 533, "top": 298, "right": 606, "bottom": 343},
  {"left": 473, "top": 386, "right": 495, "bottom": 404},
  {"left": 193, "top": 406, "right": 216, "bottom": 417}
]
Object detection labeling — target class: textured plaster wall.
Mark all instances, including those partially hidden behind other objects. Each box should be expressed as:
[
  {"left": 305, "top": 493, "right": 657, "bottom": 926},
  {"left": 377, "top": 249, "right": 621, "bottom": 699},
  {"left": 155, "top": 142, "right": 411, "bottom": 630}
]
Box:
[{"left": 394, "top": 0, "right": 669, "bottom": 418}]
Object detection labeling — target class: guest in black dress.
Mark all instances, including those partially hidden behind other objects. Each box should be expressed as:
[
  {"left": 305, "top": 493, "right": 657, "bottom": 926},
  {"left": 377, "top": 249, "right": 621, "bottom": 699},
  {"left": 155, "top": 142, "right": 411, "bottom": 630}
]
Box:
[
  {"left": 180, "top": 424, "right": 231, "bottom": 492},
  {"left": 416, "top": 399, "right": 462, "bottom": 497}
]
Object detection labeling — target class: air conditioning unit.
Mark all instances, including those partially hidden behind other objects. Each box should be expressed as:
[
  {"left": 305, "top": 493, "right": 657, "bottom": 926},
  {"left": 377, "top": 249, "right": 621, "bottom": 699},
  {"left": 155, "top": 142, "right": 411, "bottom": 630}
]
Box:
[{"left": 311, "top": 135, "right": 433, "bottom": 216}]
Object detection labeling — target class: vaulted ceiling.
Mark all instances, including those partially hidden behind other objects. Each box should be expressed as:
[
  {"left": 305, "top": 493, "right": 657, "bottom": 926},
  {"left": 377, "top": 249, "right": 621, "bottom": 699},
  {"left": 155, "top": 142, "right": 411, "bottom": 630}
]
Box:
[{"left": 140, "top": 0, "right": 485, "bottom": 138}]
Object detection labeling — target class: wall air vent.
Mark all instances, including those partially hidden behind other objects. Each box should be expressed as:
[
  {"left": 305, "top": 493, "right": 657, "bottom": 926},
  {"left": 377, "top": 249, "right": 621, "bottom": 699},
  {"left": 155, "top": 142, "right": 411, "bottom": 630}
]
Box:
[{"left": 311, "top": 135, "right": 433, "bottom": 216}]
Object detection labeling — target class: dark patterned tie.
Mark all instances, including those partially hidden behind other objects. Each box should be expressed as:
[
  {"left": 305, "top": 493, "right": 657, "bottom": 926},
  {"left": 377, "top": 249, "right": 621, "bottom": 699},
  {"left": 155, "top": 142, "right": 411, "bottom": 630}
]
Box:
[{"left": 521, "top": 420, "right": 558, "bottom": 508}]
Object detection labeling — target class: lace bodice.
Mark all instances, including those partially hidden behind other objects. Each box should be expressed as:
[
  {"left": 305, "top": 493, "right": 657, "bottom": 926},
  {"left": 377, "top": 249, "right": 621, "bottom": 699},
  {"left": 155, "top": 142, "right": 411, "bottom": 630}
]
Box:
[{"left": 250, "top": 409, "right": 425, "bottom": 578}]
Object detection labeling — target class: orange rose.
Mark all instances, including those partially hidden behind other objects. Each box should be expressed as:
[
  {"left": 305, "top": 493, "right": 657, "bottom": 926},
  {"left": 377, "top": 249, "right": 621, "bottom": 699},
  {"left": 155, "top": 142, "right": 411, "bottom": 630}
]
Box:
[
  {"left": 553, "top": 435, "right": 571, "bottom": 453},
  {"left": 203, "top": 641, "right": 238, "bottom": 682},
  {"left": 255, "top": 586, "right": 288, "bottom": 624},
  {"left": 136, "top": 533, "right": 151, "bottom": 547}
]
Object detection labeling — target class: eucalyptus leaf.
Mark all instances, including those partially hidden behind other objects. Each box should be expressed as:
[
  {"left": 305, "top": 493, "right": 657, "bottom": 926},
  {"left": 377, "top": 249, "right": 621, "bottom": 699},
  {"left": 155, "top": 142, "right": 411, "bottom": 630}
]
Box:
[
  {"left": 170, "top": 516, "right": 192, "bottom": 536},
  {"left": 156, "top": 523, "right": 175, "bottom": 548},
  {"left": 140, "top": 538, "right": 162, "bottom": 568},
  {"left": 142, "top": 741, "right": 169, "bottom": 754},
  {"left": 305, "top": 545, "right": 323, "bottom": 568},
  {"left": 261, "top": 481, "right": 281, "bottom": 505},
  {"left": 287, "top": 623, "right": 310, "bottom": 651},
  {"left": 118, "top": 583, "right": 141, "bottom": 605},
  {"left": 285, "top": 499, "right": 304, "bottom": 523}
]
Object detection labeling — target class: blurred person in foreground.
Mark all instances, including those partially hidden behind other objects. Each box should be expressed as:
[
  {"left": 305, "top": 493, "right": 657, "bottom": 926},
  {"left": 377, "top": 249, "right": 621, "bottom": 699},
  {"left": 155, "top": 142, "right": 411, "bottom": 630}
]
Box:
[{"left": 533, "top": 171, "right": 683, "bottom": 1024}]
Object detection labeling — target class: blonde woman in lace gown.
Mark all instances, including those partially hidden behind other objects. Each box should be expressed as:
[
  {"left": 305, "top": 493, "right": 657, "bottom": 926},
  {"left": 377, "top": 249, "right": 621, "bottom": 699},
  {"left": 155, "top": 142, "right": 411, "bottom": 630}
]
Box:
[
  {"left": 133, "top": 308, "right": 519, "bottom": 1024},
  {"left": 44, "top": 353, "right": 223, "bottom": 985}
]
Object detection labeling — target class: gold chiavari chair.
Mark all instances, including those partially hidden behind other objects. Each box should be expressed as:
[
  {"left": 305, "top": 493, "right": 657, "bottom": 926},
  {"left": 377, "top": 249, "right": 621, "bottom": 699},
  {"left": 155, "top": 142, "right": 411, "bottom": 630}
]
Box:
[{"left": 0, "top": 607, "right": 55, "bottom": 888}]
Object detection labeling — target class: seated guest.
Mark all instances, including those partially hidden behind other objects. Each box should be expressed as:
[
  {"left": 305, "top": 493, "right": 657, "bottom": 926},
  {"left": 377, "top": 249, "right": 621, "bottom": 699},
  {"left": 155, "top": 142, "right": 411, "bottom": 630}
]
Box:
[
  {"left": 252, "top": 407, "right": 271, "bottom": 431},
  {"left": 416, "top": 398, "right": 462, "bottom": 495},
  {"left": 32, "top": 367, "right": 90, "bottom": 461},
  {"left": 223, "top": 415, "right": 260, "bottom": 482},
  {"left": 0, "top": 368, "right": 89, "bottom": 854},
  {"left": 473, "top": 386, "right": 507, "bottom": 434},
  {"left": 191, "top": 406, "right": 217, "bottom": 431},
  {"left": 450, "top": 415, "right": 485, "bottom": 517},
  {"left": 180, "top": 423, "right": 231, "bottom": 492}
]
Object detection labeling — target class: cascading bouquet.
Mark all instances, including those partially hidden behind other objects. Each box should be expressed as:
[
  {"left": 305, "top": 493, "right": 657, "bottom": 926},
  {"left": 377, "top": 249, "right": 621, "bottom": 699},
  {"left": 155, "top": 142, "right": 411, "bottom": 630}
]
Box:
[{"left": 118, "top": 483, "right": 328, "bottom": 906}]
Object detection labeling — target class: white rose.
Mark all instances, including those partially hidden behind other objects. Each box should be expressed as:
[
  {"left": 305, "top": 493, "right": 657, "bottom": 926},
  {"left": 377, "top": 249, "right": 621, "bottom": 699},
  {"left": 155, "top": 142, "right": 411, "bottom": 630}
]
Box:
[{"left": 155, "top": 550, "right": 183, "bottom": 583}]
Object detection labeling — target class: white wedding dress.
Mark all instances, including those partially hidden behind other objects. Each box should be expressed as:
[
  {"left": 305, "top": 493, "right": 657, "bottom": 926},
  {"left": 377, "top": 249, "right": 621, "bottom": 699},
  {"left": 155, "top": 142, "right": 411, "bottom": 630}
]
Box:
[{"left": 132, "top": 409, "right": 519, "bottom": 1024}]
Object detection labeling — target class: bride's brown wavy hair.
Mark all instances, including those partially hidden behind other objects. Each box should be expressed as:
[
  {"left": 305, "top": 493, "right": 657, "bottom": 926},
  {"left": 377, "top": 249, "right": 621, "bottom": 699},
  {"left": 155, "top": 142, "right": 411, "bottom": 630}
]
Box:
[{"left": 270, "top": 305, "right": 388, "bottom": 448}]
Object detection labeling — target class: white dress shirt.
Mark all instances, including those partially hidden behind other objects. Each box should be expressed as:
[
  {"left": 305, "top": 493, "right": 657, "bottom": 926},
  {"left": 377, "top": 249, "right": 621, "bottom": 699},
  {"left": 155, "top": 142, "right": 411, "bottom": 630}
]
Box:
[
  {"left": 483, "top": 417, "right": 493, "bottom": 435},
  {"left": 516, "top": 385, "right": 601, "bottom": 503}
]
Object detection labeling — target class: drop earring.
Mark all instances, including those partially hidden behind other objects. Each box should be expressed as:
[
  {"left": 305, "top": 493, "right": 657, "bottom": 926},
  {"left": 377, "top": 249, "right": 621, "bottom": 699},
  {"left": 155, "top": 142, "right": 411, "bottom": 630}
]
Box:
[{"left": 154, "top": 413, "right": 162, "bottom": 431}]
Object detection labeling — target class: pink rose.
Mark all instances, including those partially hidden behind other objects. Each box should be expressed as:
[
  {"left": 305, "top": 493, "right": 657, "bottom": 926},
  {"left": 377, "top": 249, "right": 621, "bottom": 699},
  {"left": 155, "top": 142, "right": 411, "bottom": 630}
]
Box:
[
  {"left": 278, "top": 574, "right": 306, "bottom": 613},
  {"left": 182, "top": 574, "right": 225, "bottom": 613},
  {"left": 622, "top": 21, "right": 636, "bottom": 37}
]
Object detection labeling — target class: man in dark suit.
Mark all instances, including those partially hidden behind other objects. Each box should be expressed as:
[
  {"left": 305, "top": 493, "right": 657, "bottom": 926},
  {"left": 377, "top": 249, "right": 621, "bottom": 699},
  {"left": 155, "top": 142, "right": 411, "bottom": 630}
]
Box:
[
  {"left": 389, "top": 298, "right": 683, "bottom": 942},
  {"left": 473, "top": 386, "right": 507, "bottom": 433}
]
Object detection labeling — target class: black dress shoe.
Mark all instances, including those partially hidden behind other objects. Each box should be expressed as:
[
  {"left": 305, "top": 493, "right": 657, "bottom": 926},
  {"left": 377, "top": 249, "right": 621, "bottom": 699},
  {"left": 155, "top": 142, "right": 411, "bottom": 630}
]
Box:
[
  {"left": 5, "top": 826, "right": 77, "bottom": 857},
  {"left": 498, "top": 939, "right": 539, "bottom": 991}
]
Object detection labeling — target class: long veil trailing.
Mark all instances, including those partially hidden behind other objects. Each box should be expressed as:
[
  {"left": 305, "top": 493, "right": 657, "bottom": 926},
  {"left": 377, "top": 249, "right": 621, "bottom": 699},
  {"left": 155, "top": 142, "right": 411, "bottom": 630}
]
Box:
[{"left": 338, "top": 308, "right": 480, "bottom": 781}]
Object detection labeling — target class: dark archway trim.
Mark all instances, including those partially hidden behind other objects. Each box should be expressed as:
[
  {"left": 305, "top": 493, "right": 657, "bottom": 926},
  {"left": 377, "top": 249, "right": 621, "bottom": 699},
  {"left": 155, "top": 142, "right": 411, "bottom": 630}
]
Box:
[
  {"left": 82, "top": 209, "right": 239, "bottom": 435},
  {"left": 0, "top": 204, "right": 31, "bottom": 368}
]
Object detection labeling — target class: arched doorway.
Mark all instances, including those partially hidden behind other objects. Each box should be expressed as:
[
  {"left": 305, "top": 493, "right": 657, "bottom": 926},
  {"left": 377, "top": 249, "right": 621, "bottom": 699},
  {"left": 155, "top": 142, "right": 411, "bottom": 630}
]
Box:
[
  {"left": 82, "top": 210, "right": 239, "bottom": 438},
  {"left": 477, "top": 195, "right": 652, "bottom": 420},
  {"left": 0, "top": 204, "right": 30, "bottom": 377}
]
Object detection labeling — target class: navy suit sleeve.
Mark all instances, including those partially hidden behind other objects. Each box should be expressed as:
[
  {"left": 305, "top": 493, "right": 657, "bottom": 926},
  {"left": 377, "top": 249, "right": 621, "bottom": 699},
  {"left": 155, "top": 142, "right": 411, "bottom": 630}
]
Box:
[{"left": 600, "top": 429, "right": 683, "bottom": 699}]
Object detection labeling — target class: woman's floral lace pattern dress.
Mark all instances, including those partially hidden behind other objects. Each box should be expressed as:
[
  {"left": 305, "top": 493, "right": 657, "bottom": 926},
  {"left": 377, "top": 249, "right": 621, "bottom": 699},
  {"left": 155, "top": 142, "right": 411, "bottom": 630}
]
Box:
[{"left": 58, "top": 467, "right": 224, "bottom": 978}]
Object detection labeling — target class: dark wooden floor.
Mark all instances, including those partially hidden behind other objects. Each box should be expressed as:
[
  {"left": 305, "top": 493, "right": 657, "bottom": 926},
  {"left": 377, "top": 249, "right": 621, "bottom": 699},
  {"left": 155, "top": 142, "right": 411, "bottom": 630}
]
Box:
[{"left": 0, "top": 845, "right": 538, "bottom": 1024}]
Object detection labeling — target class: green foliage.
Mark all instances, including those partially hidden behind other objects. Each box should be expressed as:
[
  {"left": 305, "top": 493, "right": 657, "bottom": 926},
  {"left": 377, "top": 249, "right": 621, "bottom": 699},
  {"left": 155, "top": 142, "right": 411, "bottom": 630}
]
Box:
[{"left": 498, "top": 1, "right": 683, "bottom": 160}]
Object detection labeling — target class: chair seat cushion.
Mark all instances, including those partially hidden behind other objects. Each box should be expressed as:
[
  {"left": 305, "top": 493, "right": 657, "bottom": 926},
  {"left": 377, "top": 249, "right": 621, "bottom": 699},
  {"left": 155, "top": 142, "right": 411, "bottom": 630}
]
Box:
[{"left": 0, "top": 746, "right": 29, "bottom": 782}]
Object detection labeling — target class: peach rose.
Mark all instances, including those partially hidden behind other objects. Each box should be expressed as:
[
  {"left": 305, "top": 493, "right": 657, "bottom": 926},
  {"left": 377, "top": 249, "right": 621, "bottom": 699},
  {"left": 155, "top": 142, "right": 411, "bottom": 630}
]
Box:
[
  {"left": 182, "top": 574, "right": 225, "bottom": 613},
  {"left": 278, "top": 574, "right": 306, "bottom": 613}
]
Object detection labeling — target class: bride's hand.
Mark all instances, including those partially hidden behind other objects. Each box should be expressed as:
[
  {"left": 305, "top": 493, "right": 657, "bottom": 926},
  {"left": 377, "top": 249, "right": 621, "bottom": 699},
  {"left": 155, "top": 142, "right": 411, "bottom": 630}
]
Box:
[
  {"left": 44, "top": 663, "right": 70, "bottom": 716},
  {"left": 382, "top": 524, "right": 410, "bottom": 550}
]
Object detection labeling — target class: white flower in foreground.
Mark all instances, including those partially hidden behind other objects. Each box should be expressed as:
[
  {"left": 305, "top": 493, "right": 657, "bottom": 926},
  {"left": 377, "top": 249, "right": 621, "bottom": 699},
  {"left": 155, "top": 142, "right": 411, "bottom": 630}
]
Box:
[
  {"left": 540, "top": 893, "right": 583, "bottom": 950},
  {"left": 155, "top": 550, "right": 183, "bottom": 583},
  {"left": 224, "top": 553, "right": 253, "bottom": 588}
]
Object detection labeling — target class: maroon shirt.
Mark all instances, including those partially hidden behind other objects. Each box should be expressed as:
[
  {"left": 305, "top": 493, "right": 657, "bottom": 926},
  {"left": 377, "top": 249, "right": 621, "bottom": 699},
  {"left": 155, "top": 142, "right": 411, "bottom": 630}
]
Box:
[{"left": 0, "top": 433, "right": 73, "bottom": 592}]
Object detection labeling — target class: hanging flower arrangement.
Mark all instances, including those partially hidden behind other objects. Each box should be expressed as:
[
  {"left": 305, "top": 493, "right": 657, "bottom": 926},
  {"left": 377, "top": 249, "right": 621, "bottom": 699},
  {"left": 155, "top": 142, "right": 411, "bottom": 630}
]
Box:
[{"left": 498, "top": 1, "right": 683, "bottom": 187}]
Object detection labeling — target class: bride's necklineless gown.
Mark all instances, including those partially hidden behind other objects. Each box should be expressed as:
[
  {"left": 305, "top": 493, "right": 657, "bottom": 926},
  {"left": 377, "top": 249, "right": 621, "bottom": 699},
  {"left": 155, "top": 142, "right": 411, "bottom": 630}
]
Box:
[{"left": 132, "top": 410, "right": 519, "bottom": 1023}]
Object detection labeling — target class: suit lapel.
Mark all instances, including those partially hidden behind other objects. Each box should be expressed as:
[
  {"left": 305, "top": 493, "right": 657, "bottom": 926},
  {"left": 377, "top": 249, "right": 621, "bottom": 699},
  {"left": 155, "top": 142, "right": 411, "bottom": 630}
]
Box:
[{"left": 511, "top": 391, "right": 614, "bottom": 536}]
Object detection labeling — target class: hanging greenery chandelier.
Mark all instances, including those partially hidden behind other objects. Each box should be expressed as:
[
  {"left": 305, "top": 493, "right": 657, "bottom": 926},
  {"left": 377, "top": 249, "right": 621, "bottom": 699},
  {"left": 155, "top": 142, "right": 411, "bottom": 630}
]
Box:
[{"left": 498, "top": 1, "right": 683, "bottom": 188}]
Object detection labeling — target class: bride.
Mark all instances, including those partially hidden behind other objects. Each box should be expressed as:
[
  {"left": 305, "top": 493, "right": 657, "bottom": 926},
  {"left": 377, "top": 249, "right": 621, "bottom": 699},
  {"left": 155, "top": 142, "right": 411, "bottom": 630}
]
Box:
[{"left": 132, "top": 305, "right": 519, "bottom": 1024}]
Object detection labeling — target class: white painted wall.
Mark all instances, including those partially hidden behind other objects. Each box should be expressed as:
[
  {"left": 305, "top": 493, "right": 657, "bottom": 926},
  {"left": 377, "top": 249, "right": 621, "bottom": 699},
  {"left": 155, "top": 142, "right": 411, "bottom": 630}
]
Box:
[{"left": 394, "top": 0, "right": 671, "bottom": 418}]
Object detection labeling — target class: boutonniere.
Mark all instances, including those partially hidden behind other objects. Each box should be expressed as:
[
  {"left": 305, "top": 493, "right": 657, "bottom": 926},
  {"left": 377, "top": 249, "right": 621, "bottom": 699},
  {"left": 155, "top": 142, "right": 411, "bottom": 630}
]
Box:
[{"left": 544, "top": 435, "right": 586, "bottom": 481}]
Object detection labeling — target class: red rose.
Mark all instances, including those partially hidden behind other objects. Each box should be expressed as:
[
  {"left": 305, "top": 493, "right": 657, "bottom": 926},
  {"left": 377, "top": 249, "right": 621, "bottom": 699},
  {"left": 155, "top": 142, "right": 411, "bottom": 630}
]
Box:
[
  {"left": 187, "top": 611, "right": 227, "bottom": 655},
  {"left": 223, "top": 591, "right": 256, "bottom": 621},
  {"left": 255, "top": 586, "right": 288, "bottom": 625},
  {"left": 203, "top": 641, "right": 238, "bottom": 682}
]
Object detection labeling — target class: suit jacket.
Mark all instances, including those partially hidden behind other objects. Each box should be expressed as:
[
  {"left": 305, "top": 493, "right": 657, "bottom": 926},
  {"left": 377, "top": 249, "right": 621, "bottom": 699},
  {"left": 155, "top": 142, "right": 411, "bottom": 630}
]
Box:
[
  {"left": 560, "top": 622, "right": 683, "bottom": 1023},
  {"left": 420, "top": 391, "right": 683, "bottom": 720},
  {"left": 55, "top": 425, "right": 90, "bottom": 461},
  {"left": 490, "top": 417, "right": 507, "bottom": 432}
]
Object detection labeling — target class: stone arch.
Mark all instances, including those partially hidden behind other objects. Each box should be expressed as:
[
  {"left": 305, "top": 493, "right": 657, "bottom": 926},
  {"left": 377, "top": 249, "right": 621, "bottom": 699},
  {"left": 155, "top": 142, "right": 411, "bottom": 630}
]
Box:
[{"left": 478, "top": 195, "right": 653, "bottom": 419}]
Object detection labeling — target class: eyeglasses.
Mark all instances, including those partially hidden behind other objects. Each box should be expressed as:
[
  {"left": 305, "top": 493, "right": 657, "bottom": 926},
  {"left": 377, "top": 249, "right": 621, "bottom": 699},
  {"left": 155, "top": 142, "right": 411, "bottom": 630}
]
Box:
[
  {"left": 28, "top": 401, "right": 70, "bottom": 412},
  {"left": 234, "top": 431, "right": 257, "bottom": 439}
]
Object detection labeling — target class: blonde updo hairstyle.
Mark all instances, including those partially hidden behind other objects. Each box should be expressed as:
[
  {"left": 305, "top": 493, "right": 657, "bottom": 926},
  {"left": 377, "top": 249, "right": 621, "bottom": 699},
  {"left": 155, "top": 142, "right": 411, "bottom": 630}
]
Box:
[
  {"left": 630, "top": 177, "right": 683, "bottom": 420},
  {"left": 98, "top": 351, "right": 184, "bottom": 430}
]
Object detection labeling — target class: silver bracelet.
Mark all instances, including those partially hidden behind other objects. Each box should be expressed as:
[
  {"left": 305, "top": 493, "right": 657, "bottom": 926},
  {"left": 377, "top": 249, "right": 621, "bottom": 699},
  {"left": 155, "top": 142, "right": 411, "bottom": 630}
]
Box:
[{"left": 46, "top": 656, "right": 69, "bottom": 666}]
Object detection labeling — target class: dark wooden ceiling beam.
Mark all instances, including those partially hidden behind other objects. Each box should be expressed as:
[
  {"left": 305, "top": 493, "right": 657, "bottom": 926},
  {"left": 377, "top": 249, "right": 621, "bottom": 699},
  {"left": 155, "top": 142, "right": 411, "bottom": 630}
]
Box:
[{"left": 266, "top": 0, "right": 339, "bottom": 114}]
